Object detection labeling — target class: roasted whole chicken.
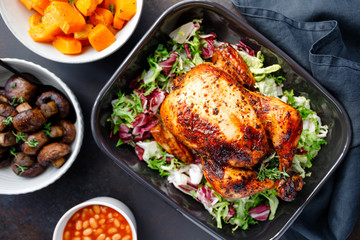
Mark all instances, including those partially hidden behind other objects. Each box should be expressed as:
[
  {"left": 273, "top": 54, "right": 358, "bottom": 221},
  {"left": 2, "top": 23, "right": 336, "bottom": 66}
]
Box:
[{"left": 153, "top": 44, "right": 303, "bottom": 201}]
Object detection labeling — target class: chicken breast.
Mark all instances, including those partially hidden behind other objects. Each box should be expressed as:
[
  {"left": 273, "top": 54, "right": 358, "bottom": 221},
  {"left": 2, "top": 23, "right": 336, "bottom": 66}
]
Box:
[{"left": 160, "top": 63, "right": 272, "bottom": 170}]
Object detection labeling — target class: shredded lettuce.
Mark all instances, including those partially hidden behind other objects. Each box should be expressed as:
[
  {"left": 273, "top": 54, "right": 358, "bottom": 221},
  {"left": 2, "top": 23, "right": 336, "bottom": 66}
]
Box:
[
  {"left": 110, "top": 91, "right": 143, "bottom": 130},
  {"left": 255, "top": 76, "right": 283, "bottom": 98},
  {"left": 281, "top": 90, "right": 328, "bottom": 176},
  {"left": 136, "top": 140, "right": 186, "bottom": 176}
]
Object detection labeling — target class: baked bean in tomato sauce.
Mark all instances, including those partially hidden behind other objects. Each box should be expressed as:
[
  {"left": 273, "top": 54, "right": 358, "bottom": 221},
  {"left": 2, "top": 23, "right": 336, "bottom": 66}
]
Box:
[{"left": 63, "top": 205, "right": 132, "bottom": 240}]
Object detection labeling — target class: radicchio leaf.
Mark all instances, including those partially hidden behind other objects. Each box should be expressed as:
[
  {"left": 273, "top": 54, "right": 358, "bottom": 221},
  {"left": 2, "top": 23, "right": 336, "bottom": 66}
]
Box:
[
  {"left": 196, "top": 185, "right": 219, "bottom": 212},
  {"left": 236, "top": 40, "right": 255, "bottom": 57},
  {"left": 118, "top": 124, "right": 132, "bottom": 143},
  {"left": 132, "top": 113, "right": 159, "bottom": 142},
  {"left": 200, "top": 33, "right": 216, "bottom": 59},
  {"left": 249, "top": 204, "right": 270, "bottom": 221},
  {"left": 147, "top": 89, "right": 166, "bottom": 114},
  {"left": 158, "top": 52, "right": 178, "bottom": 76},
  {"left": 135, "top": 145, "right": 144, "bottom": 161},
  {"left": 184, "top": 43, "right": 193, "bottom": 60}
]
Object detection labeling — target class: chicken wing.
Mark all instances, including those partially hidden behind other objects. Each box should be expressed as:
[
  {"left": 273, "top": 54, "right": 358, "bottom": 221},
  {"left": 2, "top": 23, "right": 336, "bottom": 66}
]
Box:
[
  {"left": 212, "top": 42, "right": 256, "bottom": 90},
  {"left": 150, "top": 122, "right": 194, "bottom": 164}
]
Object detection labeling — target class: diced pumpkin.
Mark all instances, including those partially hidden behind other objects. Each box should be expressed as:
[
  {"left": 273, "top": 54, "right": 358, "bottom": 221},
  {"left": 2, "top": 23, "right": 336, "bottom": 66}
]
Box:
[
  {"left": 115, "top": 0, "right": 136, "bottom": 21},
  {"left": 53, "top": 35, "right": 82, "bottom": 54},
  {"left": 29, "top": 23, "right": 60, "bottom": 42},
  {"left": 75, "top": 0, "right": 98, "bottom": 16},
  {"left": 89, "top": 8, "right": 113, "bottom": 26},
  {"left": 113, "top": 15, "right": 125, "bottom": 30},
  {"left": 32, "top": 0, "right": 50, "bottom": 15},
  {"left": 74, "top": 23, "right": 94, "bottom": 40},
  {"left": 88, "top": 23, "right": 116, "bottom": 51},
  {"left": 99, "top": 0, "right": 116, "bottom": 14},
  {"left": 46, "top": 1, "right": 86, "bottom": 34},
  {"left": 19, "top": 0, "right": 33, "bottom": 10},
  {"left": 29, "top": 12, "right": 42, "bottom": 28},
  {"left": 29, "top": 5, "right": 62, "bottom": 43}
]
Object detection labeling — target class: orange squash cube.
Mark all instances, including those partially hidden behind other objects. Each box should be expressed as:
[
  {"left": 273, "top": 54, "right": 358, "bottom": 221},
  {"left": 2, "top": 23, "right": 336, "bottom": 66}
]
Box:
[
  {"left": 75, "top": 0, "right": 98, "bottom": 16},
  {"left": 89, "top": 8, "right": 113, "bottom": 26},
  {"left": 28, "top": 23, "right": 61, "bottom": 42},
  {"left": 113, "top": 15, "right": 125, "bottom": 30},
  {"left": 53, "top": 35, "right": 82, "bottom": 55},
  {"left": 29, "top": 12, "right": 42, "bottom": 28},
  {"left": 32, "top": 0, "right": 50, "bottom": 15},
  {"left": 100, "top": 0, "right": 116, "bottom": 14},
  {"left": 46, "top": 1, "right": 86, "bottom": 34},
  {"left": 115, "top": 0, "right": 136, "bottom": 21},
  {"left": 74, "top": 24, "right": 94, "bottom": 40},
  {"left": 88, "top": 23, "right": 116, "bottom": 51}
]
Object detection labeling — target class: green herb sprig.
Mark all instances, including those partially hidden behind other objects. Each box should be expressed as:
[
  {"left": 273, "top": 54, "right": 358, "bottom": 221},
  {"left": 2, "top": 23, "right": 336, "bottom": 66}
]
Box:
[
  {"left": 14, "top": 164, "right": 28, "bottom": 176},
  {"left": 42, "top": 122, "right": 53, "bottom": 137},
  {"left": 12, "top": 131, "right": 39, "bottom": 147},
  {"left": 3, "top": 116, "right": 13, "bottom": 125}
]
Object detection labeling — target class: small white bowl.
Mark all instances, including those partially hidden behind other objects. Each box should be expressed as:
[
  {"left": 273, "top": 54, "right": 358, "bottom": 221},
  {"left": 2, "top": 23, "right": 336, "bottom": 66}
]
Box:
[
  {"left": 0, "top": 58, "right": 84, "bottom": 194},
  {"left": 53, "top": 196, "right": 137, "bottom": 240},
  {"left": 0, "top": 1, "right": 143, "bottom": 64}
]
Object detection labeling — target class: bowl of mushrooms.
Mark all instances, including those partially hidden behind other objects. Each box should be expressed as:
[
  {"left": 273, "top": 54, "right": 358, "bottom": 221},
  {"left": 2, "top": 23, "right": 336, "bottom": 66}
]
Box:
[{"left": 0, "top": 58, "right": 83, "bottom": 194}]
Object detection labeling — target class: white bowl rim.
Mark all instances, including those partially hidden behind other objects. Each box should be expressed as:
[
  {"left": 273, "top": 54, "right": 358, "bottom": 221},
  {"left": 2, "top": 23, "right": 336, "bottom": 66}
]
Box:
[
  {"left": 0, "top": 0, "right": 143, "bottom": 64},
  {"left": 53, "top": 196, "right": 137, "bottom": 240},
  {"left": 0, "top": 58, "right": 84, "bottom": 194}
]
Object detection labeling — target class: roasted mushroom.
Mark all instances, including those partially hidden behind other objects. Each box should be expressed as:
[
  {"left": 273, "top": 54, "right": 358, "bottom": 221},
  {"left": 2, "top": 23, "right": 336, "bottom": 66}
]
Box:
[
  {"left": 11, "top": 152, "right": 45, "bottom": 177},
  {"left": 48, "top": 125, "right": 65, "bottom": 138},
  {"left": 0, "top": 103, "right": 17, "bottom": 118},
  {"left": 37, "top": 142, "right": 70, "bottom": 168},
  {"left": 40, "top": 100, "right": 58, "bottom": 118},
  {"left": 12, "top": 109, "right": 46, "bottom": 132},
  {"left": 36, "top": 91, "right": 70, "bottom": 119},
  {"left": 0, "top": 94, "right": 8, "bottom": 104},
  {"left": 20, "top": 131, "right": 49, "bottom": 156},
  {"left": 0, "top": 116, "right": 9, "bottom": 132},
  {"left": 15, "top": 102, "right": 32, "bottom": 113},
  {"left": 5, "top": 74, "right": 38, "bottom": 103},
  {"left": 0, "top": 132, "right": 17, "bottom": 147},
  {"left": 59, "top": 120, "right": 76, "bottom": 144}
]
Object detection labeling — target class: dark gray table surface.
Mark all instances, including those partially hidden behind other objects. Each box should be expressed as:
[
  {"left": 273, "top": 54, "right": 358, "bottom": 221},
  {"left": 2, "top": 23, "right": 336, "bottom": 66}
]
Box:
[
  {"left": 2, "top": 1, "right": 358, "bottom": 240},
  {"left": 0, "top": 1, "right": 242, "bottom": 239}
]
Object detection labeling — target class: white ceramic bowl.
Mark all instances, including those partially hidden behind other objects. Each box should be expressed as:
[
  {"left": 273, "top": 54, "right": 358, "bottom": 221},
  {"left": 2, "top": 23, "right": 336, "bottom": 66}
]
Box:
[
  {"left": 0, "top": 58, "right": 84, "bottom": 194},
  {"left": 0, "top": 1, "right": 143, "bottom": 64},
  {"left": 53, "top": 196, "right": 137, "bottom": 240}
]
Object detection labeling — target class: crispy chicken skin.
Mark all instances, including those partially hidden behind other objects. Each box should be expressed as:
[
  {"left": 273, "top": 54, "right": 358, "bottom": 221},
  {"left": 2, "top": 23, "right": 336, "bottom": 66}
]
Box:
[
  {"left": 150, "top": 123, "right": 194, "bottom": 164},
  {"left": 161, "top": 63, "right": 272, "bottom": 170},
  {"left": 159, "top": 61, "right": 303, "bottom": 200},
  {"left": 202, "top": 158, "right": 276, "bottom": 199},
  {"left": 212, "top": 42, "right": 256, "bottom": 90},
  {"left": 244, "top": 90, "right": 303, "bottom": 172}
]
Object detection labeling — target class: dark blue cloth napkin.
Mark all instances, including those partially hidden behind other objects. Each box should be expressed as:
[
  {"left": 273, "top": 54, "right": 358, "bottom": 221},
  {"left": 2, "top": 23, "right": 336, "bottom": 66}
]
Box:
[{"left": 231, "top": 1, "right": 360, "bottom": 239}]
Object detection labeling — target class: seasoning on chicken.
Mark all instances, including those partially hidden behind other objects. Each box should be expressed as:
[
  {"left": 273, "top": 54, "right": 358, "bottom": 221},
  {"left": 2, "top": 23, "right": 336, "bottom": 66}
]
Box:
[{"left": 159, "top": 62, "right": 303, "bottom": 201}]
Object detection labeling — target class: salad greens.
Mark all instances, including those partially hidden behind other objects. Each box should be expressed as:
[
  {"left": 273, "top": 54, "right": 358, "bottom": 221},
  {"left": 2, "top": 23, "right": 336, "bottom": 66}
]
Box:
[{"left": 108, "top": 19, "right": 328, "bottom": 230}]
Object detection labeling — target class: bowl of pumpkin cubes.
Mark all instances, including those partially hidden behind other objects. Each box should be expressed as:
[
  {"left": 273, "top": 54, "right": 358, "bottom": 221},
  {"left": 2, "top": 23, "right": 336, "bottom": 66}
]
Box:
[{"left": 0, "top": 0, "right": 143, "bottom": 63}]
